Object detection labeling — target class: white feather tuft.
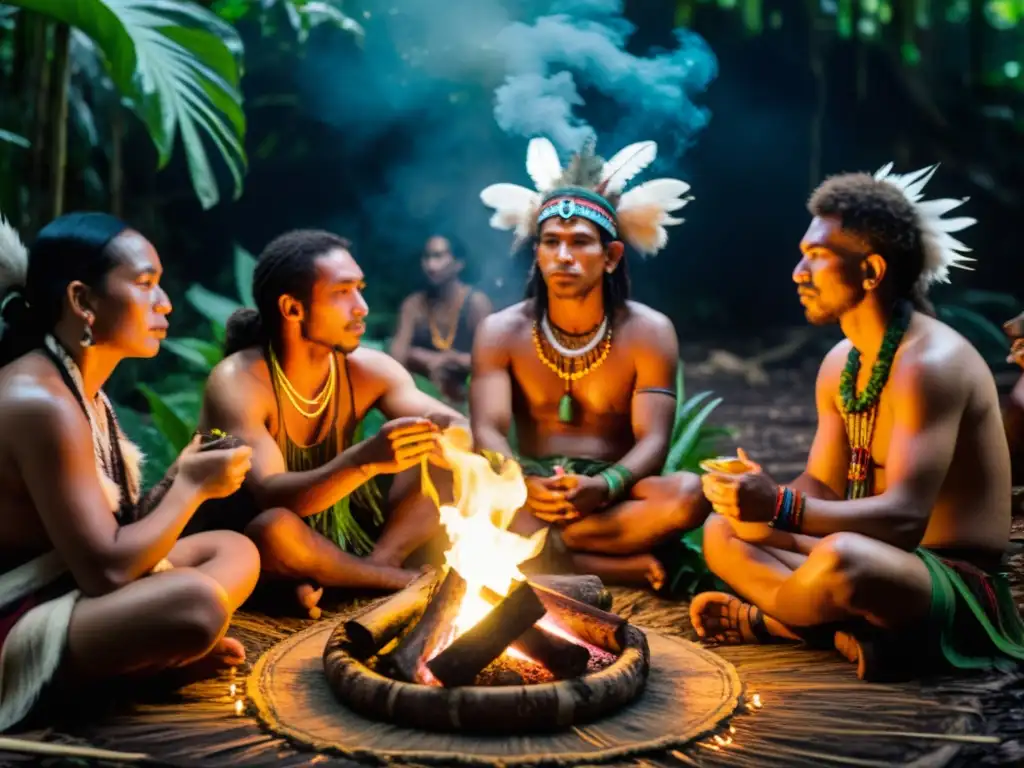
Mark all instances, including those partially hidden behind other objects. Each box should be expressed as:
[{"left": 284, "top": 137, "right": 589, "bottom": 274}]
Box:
[
  {"left": 874, "top": 162, "right": 976, "bottom": 287},
  {"left": 525, "top": 138, "right": 563, "bottom": 193},
  {"left": 0, "top": 211, "right": 28, "bottom": 299},
  {"left": 480, "top": 183, "right": 540, "bottom": 239},
  {"left": 616, "top": 178, "right": 694, "bottom": 257},
  {"left": 598, "top": 141, "right": 657, "bottom": 196}
]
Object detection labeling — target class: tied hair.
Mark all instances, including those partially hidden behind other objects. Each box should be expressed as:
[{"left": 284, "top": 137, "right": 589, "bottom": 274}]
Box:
[{"left": 222, "top": 230, "right": 352, "bottom": 357}]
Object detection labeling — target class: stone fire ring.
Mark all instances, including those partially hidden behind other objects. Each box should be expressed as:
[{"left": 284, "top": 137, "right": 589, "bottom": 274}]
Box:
[
  {"left": 248, "top": 612, "right": 743, "bottom": 766},
  {"left": 323, "top": 621, "right": 650, "bottom": 734}
]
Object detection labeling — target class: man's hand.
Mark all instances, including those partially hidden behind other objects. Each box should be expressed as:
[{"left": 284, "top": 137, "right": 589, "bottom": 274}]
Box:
[
  {"left": 525, "top": 475, "right": 574, "bottom": 523},
  {"left": 355, "top": 417, "right": 442, "bottom": 476},
  {"left": 563, "top": 474, "right": 610, "bottom": 518},
  {"left": 700, "top": 449, "right": 779, "bottom": 523}
]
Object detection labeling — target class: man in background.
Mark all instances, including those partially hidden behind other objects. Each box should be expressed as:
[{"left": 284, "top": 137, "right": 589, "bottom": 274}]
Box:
[{"left": 390, "top": 235, "right": 492, "bottom": 407}]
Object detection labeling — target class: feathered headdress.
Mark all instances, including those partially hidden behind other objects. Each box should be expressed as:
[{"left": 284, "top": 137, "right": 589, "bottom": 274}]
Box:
[
  {"left": 480, "top": 137, "right": 693, "bottom": 257},
  {"left": 873, "top": 162, "right": 976, "bottom": 288},
  {"left": 0, "top": 211, "right": 28, "bottom": 303}
]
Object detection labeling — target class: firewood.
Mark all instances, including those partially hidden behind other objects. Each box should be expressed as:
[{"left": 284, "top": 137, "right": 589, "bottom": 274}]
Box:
[
  {"left": 529, "top": 573, "right": 612, "bottom": 609},
  {"left": 378, "top": 568, "right": 466, "bottom": 683},
  {"left": 480, "top": 585, "right": 590, "bottom": 679},
  {"left": 427, "top": 580, "right": 546, "bottom": 687},
  {"left": 529, "top": 581, "right": 629, "bottom": 653},
  {"left": 343, "top": 569, "right": 440, "bottom": 658}
]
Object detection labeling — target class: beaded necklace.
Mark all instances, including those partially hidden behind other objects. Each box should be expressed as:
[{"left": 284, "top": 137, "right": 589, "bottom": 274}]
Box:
[
  {"left": 532, "top": 314, "right": 612, "bottom": 423},
  {"left": 836, "top": 300, "right": 912, "bottom": 499}
]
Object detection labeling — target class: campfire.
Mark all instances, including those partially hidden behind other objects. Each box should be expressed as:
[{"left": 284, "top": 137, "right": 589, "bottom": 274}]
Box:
[{"left": 323, "top": 430, "right": 650, "bottom": 733}]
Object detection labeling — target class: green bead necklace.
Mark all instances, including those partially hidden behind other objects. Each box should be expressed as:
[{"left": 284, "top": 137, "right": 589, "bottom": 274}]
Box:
[{"left": 837, "top": 300, "right": 912, "bottom": 499}]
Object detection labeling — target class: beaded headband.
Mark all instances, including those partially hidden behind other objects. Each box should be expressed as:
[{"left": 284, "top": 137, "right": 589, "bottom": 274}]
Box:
[{"left": 480, "top": 137, "right": 693, "bottom": 257}]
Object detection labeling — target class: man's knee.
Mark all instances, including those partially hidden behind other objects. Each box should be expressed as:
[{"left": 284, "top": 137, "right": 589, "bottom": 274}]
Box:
[
  {"left": 700, "top": 513, "right": 737, "bottom": 572},
  {"left": 245, "top": 508, "right": 307, "bottom": 565},
  {"left": 632, "top": 471, "right": 710, "bottom": 530},
  {"left": 807, "top": 532, "right": 873, "bottom": 612},
  {"left": 161, "top": 572, "right": 232, "bottom": 656}
]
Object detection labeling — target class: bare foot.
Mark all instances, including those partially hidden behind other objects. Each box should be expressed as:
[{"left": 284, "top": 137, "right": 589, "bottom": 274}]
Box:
[
  {"left": 834, "top": 631, "right": 865, "bottom": 676},
  {"left": 568, "top": 552, "right": 666, "bottom": 589},
  {"left": 162, "top": 637, "right": 246, "bottom": 687},
  {"left": 690, "top": 592, "right": 799, "bottom": 645},
  {"left": 296, "top": 582, "right": 324, "bottom": 620}
]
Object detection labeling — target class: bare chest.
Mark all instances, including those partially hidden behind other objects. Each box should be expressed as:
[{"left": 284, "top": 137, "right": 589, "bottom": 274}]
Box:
[{"left": 509, "top": 336, "right": 637, "bottom": 420}]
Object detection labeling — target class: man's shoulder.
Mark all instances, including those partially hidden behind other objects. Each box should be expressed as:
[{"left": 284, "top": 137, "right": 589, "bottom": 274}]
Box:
[
  {"left": 477, "top": 301, "right": 532, "bottom": 337},
  {"left": 620, "top": 301, "right": 675, "bottom": 334},
  {"left": 208, "top": 348, "right": 268, "bottom": 396},
  {"left": 894, "top": 314, "right": 990, "bottom": 394}
]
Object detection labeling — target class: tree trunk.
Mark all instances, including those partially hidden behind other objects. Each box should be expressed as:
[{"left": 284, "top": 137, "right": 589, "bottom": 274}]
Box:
[
  {"left": 806, "top": 0, "right": 827, "bottom": 191},
  {"left": 26, "top": 16, "right": 50, "bottom": 230},
  {"left": 47, "top": 23, "right": 71, "bottom": 221},
  {"left": 110, "top": 107, "right": 125, "bottom": 218}
]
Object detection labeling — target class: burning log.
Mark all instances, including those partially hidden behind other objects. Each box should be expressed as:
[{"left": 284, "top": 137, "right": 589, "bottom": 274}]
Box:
[
  {"left": 529, "top": 574, "right": 612, "bottom": 610},
  {"left": 343, "top": 570, "right": 440, "bottom": 659},
  {"left": 427, "top": 580, "right": 546, "bottom": 687},
  {"left": 480, "top": 585, "right": 590, "bottom": 680},
  {"left": 530, "top": 582, "right": 629, "bottom": 654},
  {"left": 379, "top": 568, "right": 466, "bottom": 683}
]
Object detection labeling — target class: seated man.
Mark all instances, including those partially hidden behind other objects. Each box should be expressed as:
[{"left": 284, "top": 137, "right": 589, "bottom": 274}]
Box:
[
  {"left": 473, "top": 137, "right": 710, "bottom": 591},
  {"left": 197, "top": 230, "right": 465, "bottom": 614},
  {"left": 0, "top": 213, "right": 258, "bottom": 731},
  {"left": 389, "top": 234, "right": 492, "bottom": 407},
  {"left": 692, "top": 163, "right": 1024, "bottom": 681}
]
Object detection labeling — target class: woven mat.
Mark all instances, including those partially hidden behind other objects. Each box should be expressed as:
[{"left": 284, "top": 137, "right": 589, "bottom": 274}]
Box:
[
  {"left": 2, "top": 587, "right": 1014, "bottom": 767},
  {"left": 248, "top": 617, "right": 742, "bottom": 766}
]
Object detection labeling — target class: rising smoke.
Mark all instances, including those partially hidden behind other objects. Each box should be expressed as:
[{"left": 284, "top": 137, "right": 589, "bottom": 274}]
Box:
[{"left": 297, "top": 0, "right": 718, "bottom": 308}]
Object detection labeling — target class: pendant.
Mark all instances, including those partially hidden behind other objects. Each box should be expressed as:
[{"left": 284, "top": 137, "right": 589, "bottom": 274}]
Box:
[{"left": 558, "top": 393, "right": 574, "bottom": 423}]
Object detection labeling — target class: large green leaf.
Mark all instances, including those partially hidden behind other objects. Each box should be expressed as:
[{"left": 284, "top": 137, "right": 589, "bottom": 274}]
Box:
[
  {"left": 0, "top": 128, "right": 29, "bottom": 148},
  {"left": 137, "top": 382, "right": 194, "bottom": 452},
  {"left": 186, "top": 283, "right": 242, "bottom": 328},
  {"left": 6, "top": 0, "right": 247, "bottom": 209},
  {"left": 233, "top": 243, "right": 256, "bottom": 308},
  {"left": 161, "top": 336, "right": 223, "bottom": 372}
]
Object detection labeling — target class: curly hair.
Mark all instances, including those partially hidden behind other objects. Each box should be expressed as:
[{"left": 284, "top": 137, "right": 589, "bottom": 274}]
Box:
[{"left": 808, "top": 173, "right": 934, "bottom": 315}]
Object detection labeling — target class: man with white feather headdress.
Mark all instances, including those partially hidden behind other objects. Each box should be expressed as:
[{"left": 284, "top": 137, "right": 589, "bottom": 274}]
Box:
[
  {"left": 693, "top": 164, "right": 1024, "bottom": 681},
  {"left": 472, "top": 136, "right": 713, "bottom": 594}
]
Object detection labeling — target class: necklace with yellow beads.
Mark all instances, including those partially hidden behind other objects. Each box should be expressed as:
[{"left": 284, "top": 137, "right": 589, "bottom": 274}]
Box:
[
  {"left": 532, "top": 314, "right": 612, "bottom": 423},
  {"left": 269, "top": 346, "right": 336, "bottom": 420}
]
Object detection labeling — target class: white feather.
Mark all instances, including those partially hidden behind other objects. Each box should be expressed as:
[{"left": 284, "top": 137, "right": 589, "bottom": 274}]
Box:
[
  {"left": 480, "top": 183, "right": 540, "bottom": 238},
  {"left": 617, "top": 178, "right": 692, "bottom": 214},
  {"left": 599, "top": 141, "right": 657, "bottom": 196},
  {"left": 874, "top": 162, "right": 976, "bottom": 287},
  {"left": 0, "top": 211, "right": 28, "bottom": 299},
  {"left": 525, "top": 138, "right": 563, "bottom": 193}
]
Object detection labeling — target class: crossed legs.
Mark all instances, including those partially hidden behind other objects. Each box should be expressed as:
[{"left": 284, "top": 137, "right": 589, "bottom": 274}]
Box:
[
  {"left": 62, "top": 530, "right": 260, "bottom": 683},
  {"left": 515, "top": 472, "right": 711, "bottom": 589},
  {"left": 690, "top": 514, "right": 933, "bottom": 646}
]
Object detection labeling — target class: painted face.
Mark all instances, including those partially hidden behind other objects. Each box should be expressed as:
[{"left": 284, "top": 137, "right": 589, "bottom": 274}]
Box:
[
  {"left": 535, "top": 217, "right": 616, "bottom": 301},
  {"left": 793, "top": 215, "right": 872, "bottom": 326},
  {"left": 302, "top": 248, "right": 368, "bottom": 354},
  {"left": 421, "top": 236, "right": 461, "bottom": 287},
  {"left": 90, "top": 231, "right": 172, "bottom": 358}
]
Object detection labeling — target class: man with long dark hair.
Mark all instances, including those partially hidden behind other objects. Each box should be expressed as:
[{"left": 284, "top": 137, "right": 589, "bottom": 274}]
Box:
[
  {"left": 472, "top": 137, "right": 711, "bottom": 591},
  {"left": 692, "top": 163, "right": 1024, "bottom": 681},
  {"left": 196, "top": 230, "right": 464, "bottom": 615}
]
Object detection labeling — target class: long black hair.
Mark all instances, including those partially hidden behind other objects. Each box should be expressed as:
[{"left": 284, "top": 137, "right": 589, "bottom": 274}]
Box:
[
  {"left": 0, "top": 212, "right": 130, "bottom": 366},
  {"left": 223, "top": 229, "right": 352, "bottom": 357},
  {"left": 523, "top": 228, "right": 630, "bottom": 320}
]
